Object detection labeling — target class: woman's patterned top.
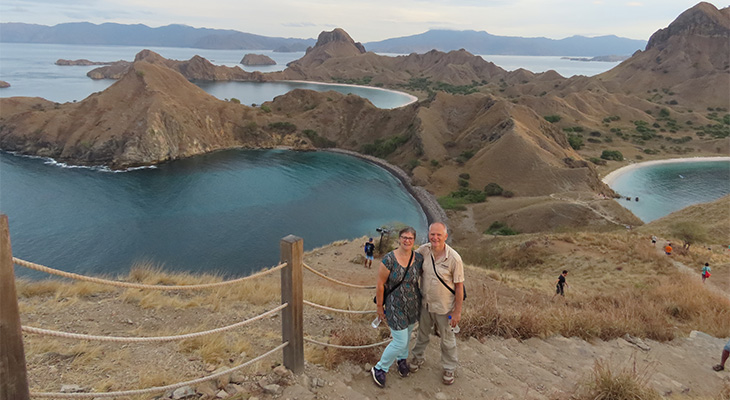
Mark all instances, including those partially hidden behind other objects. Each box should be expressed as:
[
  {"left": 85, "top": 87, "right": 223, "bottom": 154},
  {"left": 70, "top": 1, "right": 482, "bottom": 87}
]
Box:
[{"left": 382, "top": 250, "right": 423, "bottom": 330}]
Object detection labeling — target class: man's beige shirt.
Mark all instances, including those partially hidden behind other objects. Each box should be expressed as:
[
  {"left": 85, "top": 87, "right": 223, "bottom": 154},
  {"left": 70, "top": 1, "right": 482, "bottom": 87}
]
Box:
[{"left": 416, "top": 243, "right": 465, "bottom": 315}]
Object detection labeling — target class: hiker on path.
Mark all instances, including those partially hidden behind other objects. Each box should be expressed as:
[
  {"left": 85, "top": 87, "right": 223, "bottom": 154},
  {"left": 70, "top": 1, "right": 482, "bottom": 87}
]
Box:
[
  {"left": 651, "top": 235, "right": 657, "bottom": 246},
  {"left": 713, "top": 339, "right": 730, "bottom": 371},
  {"left": 364, "top": 238, "right": 375, "bottom": 268},
  {"left": 409, "top": 222, "right": 465, "bottom": 386},
  {"left": 665, "top": 243, "right": 673, "bottom": 256},
  {"left": 371, "top": 227, "right": 423, "bottom": 388},
  {"left": 552, "top": 270, "right": 569, "bottom": 300},
  {"left": 701, "top": 262, "right": 711, "bottom": 283}
]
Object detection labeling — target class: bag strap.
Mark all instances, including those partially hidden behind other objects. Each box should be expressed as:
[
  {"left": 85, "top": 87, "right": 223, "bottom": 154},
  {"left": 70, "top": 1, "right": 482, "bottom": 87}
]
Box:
[
  {"left": 383, "top": 251, "right": 414, "bottom": 301},
  {"left": 431, "top": 253, "right": 466, "bottom": 300}
]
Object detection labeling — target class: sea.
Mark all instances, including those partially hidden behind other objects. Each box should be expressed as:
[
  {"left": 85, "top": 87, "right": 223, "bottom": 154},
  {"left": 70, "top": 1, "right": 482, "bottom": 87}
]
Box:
[
  {"left": 0, "top": 149, "right": 428, "bottom": 278},
  {"left": 0, "top": 43, "right": 722, "bottom": 277},
  {"left": 607, "top": 160, "right": 730, "bottom": 223}
]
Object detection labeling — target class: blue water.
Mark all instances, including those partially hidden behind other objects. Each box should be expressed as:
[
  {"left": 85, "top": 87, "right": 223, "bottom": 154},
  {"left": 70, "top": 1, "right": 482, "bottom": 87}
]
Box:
[
  {"left": 0, "top": 43, "right": 412, "bottom": 108},
  {"left": 0, "top": 43, "right": 620, "bottom": 106},
  {"left": 608, "top": 160, "right": 730, "bottom": 222},
  {"left": 0, "top": 150, "right": 427, "bottom": 278}
]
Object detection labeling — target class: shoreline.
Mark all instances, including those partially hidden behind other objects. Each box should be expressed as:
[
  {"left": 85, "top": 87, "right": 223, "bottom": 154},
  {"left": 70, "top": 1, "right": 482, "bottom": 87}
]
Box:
[
  {"left": 602, "top": 156, "right": 730, "bottom": 186},
  {"left": 325, "top": 148, "right": 447, "bottom": 227},
  {"left": 285, "top": 79, "right": 419, "bottom": 108}
]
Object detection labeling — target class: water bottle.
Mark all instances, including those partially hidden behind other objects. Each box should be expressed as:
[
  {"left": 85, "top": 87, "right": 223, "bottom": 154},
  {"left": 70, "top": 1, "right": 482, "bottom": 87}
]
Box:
[
  {"left": 448, "top": 315, "right": 460, "bottom": 333},
  {"left": 371, "top": 316, "right": 381, "bottom": 328}
]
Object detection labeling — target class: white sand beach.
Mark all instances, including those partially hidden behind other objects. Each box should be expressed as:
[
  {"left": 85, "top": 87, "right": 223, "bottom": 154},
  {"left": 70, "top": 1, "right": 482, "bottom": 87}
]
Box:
[
  {"left": 602, "top": 156, "right": 730, "bottom": 186},
  {"left": 287, "top": 80, "right": 418, "bottom": 108}
]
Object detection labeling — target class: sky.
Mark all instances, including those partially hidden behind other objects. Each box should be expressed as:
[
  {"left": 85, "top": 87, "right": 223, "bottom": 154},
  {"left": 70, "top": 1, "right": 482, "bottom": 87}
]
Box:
[{"left": 0, "top": 1, "right": 725, "bottom": 42}]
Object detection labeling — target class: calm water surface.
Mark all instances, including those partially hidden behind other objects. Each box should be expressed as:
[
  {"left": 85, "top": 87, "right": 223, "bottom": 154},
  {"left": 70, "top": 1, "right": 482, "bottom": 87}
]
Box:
[
  {"left": 0, "top": 43, "right": 620, "bottom": 105},
  {"left": 608, "top": 160, "right": 730, "bottom": 222},
  {"left": 0, "top": 150, "right": 427, "bottom": 278}
]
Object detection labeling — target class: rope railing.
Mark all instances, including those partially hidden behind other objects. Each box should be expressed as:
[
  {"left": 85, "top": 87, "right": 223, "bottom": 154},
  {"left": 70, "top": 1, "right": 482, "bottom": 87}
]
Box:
[
  {"left": 13, "top": 257, "right": 286, "bottom": 290},
  {"left": 21, "top": 303, "right": 288, "bottom": 343},
  {"left": 304, "top": 337, "right": 392, "bottom": 349},
  {"left": 29, "top": 342, "right": 289, "bottom": 398},
  {"left": 303, "top": 300, "right": 376, "bottom": 314},
  {"left": 302, "top": 263, "right": 376, "bottom": 289}
]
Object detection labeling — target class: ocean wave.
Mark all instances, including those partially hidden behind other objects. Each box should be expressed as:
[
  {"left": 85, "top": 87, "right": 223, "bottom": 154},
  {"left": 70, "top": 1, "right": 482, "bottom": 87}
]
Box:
[{"left": 2, "top": 151, "right": 156, "bottom": 172}]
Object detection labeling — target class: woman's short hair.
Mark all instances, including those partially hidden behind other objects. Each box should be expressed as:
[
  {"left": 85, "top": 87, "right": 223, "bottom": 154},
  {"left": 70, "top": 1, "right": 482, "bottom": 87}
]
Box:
[{"left": 399, "top": 226, "right": 417, "bottom": 240}]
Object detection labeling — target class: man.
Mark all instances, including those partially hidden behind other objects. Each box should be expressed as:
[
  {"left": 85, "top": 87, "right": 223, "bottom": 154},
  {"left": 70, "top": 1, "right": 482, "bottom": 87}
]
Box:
[
  {"left": 410, "top": 222, "right": 464, "bottom": 385},
  {"left": 552, "top": 270, "right": 569, "bottom": 300},
  {"left": 665, "top": 243, "right": 673, "bottom": 256},
  {"left": 364, "top": 237, "right": 375, "bottom": 268}
]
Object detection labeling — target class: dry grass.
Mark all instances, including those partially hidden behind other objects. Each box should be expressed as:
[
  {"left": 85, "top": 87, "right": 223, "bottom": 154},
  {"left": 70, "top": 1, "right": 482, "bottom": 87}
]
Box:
[
  {"left": 321, "top": 325, "right": 383, "bottom": 368},
  {"left": 570, "top": 359, "right": 662, "bottom": 400},
  {"left": 459, "top": 230, "right": 730, "bottom": 341}
]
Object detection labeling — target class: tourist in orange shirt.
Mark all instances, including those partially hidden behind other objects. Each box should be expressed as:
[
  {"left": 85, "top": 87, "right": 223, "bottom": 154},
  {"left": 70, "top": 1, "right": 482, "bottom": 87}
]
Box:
[{"left": 665, "top": 243, "right": 673, "bottom": 256}]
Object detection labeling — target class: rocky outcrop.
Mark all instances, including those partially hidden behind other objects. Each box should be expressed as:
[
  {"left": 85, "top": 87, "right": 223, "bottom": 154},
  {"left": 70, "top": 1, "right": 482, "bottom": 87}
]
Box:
[
  {"left": 587, "top": 3, "right": 729, "bottom": 107},
  {"left": 0, "top": 58, "right": 310, "bottom": 169},
  {"left": 0, "top": 81, "right": 9, "bottom": 88},
  {"left": 87, "top": 50, "right": 268, "bottom": 82},
  {"left": 240, "top": 53, "right": 276, "bottom": 66},
  {"left": 56, "top": 59, "right": 116, "bottom": 66}
]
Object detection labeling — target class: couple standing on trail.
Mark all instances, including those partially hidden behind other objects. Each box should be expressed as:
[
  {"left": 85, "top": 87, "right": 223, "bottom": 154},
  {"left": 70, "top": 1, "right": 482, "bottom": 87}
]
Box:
[{"left": 371, "top": 222, "right": 465, "bottom": 389}]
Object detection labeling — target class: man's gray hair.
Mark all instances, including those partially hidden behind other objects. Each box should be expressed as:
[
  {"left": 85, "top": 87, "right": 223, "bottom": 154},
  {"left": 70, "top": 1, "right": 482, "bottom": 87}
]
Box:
[{"left": 429, "top": 221, "right": 449, "bottom": 234}]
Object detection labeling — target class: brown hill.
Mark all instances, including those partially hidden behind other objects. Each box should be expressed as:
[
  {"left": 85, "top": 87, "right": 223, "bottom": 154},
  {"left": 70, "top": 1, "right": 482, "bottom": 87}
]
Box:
[
  {"left": 585, "top": 2, "right": 730, "bottom": 107},
  {"left": 0, "top": 59, "right": 304, "bottom": 168},
  {"left": 87, "top": 50, "right": 267, "bottom": 81}
]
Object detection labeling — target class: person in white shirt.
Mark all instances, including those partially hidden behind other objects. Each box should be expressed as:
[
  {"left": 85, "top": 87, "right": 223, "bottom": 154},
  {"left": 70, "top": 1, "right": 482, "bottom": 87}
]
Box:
[{"left": 409, "top": 222, "right": 464, "bottom": 385}]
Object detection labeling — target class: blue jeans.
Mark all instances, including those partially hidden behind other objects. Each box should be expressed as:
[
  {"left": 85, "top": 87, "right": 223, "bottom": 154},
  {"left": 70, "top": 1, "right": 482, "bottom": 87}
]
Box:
[{"left": 375, "top": 323, "right": 415, "bottom": 372}]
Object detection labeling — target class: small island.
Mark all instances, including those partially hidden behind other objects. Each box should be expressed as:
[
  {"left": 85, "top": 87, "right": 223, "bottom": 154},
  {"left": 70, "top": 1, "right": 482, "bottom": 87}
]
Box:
[
  {"left": 55, "top": 59, "right": 117, "bottom": 66},
  {"left": 0, "top": 81, "right": 10, "bottom": 88},
  {"left": 561, "top": 55, "right": 630, "bottom": 62},
  {"left": 240, "top": 53, "right": 276, "bottom": 66}
]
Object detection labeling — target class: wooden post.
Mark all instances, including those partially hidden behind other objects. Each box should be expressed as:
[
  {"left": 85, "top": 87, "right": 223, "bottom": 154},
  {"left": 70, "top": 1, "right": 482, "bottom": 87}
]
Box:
[
  {"left": 0, "top": 215, "right": 30, "bottom": 400},
  {"left": 280, "top": 235, "right": 304, "bottom": 374}
]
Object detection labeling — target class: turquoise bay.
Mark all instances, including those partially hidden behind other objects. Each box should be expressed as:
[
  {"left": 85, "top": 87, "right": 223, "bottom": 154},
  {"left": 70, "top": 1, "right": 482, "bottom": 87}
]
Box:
[
  {"left": 607, "top": 160, "right": 730, "bottom": 222},
  {"left": 0, "top": 150, "right": 427, "bottom": 278}
]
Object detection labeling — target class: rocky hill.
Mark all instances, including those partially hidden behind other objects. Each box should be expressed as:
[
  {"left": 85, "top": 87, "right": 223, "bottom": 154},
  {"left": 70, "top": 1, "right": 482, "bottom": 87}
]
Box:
[
  {"left": 1, "top": 3, "right": 728, "bottom": 235},
  {"left": 592, "top": 1, "right": 730, "bottom": 107},
  {"left": 87, "top": 50, "right": 267, "bottom": 81}
]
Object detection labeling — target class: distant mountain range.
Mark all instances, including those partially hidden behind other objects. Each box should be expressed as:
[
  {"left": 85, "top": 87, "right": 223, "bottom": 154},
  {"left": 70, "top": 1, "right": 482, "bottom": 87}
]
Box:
[
  {"left": 0, "top": 22, "right": 315, "bottom": 52},
  {"left": 0, "top": 22, "right": 646, "bottom": 56},
  {"left": 363, "top": 29, "right": 646, "bottom": 56}
]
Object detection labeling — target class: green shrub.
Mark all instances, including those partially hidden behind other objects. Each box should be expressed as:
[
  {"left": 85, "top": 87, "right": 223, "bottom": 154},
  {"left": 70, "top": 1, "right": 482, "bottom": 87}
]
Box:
[
  {"left": 485, "top": 221, "right": 519, "bottom": 236},
  {"left": 458, "top": 179, "right": 469, "bottom": 188},
  {"left": 459, "top": 173, "right": 470, "bottom": 180},
  {"left": 360, "top": 135, "right": 410, "bottom": 158},
  {"left": 229, "top": 98, "right": 241, "bottom": 104},
  {"left": 544, "top": 115, "right": 561, "bottom": 123},
  {"left": 261, "top": 105, "right": 272, "bottom": 113},
  {"left": 460, "top": 150, "right": 476, "bottom": 160},
  {"left": 502, "top": 190, "right": 515, "bottom": 198},
  {"left": 302, "top": 129, "right": 336, "bottom": 148},
  {"left": 430, "top": 159, "right": 440, "bottom": 167},
  {"left": 589, "top": 157, "right": 607, "bottom": 166},
  {"left": 600, "top": 150, "right": 624, "bottom": 161},
  {"left": 568, "top": 135, "right": 584, "bottom": 150},
  {"left": 484, "top": 183, "right": 504, "bottom": 196}
]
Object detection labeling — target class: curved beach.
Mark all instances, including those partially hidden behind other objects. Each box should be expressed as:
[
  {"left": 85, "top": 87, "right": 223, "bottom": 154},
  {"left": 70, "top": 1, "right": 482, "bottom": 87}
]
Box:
[
  {"left": 286, "top": 80, "right": 419, "bottom": 108},
  {"left": 602, "top": 156, "right": 730, "bottom": 186},
  {"left": 325, "top": 148, "right": 447, "bottom": 226}
]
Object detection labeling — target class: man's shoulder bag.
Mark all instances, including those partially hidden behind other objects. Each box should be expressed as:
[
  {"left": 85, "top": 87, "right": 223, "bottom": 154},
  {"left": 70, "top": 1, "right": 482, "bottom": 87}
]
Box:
[{"left": 430, "top": 254, "right": 467, "bottom": 300}]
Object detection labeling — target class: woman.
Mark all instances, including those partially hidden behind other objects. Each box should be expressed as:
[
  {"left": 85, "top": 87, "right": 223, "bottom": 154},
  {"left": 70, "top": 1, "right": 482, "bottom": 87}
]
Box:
[
  {"left": 702, "top": 262, "right": 711, "bottom": 283},
  {"left": 371, "top": 227, "right": 423, "bottom": 388}
]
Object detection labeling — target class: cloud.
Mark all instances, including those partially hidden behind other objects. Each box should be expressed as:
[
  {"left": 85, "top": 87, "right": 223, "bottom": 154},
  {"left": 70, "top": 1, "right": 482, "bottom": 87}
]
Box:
[{"left": 626, "top": 2, "right": 643, "bottom": 6}]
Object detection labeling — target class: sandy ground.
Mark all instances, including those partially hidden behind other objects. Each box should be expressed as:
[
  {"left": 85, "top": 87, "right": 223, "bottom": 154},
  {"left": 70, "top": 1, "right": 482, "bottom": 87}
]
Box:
[{"left": 15, "top": 236, "right": 730, "bottom": 399}]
